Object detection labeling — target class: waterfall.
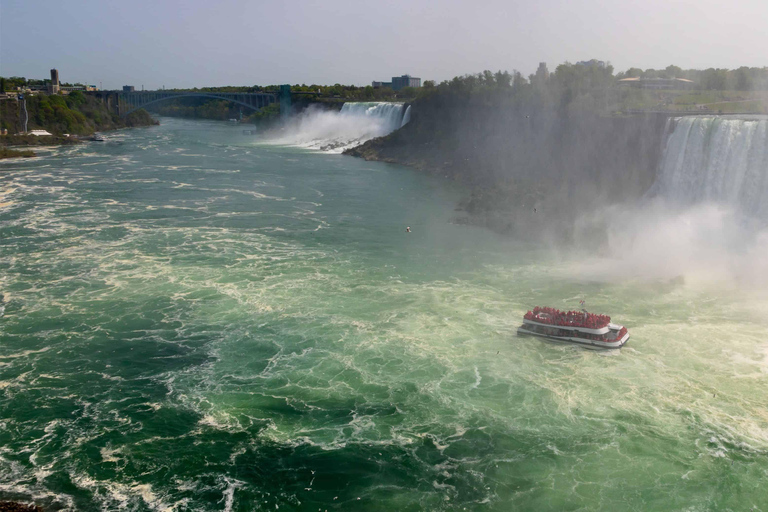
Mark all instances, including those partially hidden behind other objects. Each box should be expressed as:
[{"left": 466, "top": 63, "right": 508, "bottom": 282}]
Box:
[
  {"left": 586, "top": 115, "right": 768, "bottom": 284},
  {"left": 270, "top": 102, "right": 408, "bottom": 153},
  {"left": 400, "top": 105, "right": 412, "bottom": 128},
  {"left": 338, "top": 102, "right": 407, "bottom": 133},
  {"left": 651, "top": 116, "right": 768, "bottom": 218}
]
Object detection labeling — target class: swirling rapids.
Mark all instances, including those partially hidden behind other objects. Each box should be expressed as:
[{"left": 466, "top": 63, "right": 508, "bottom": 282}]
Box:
[{"left": 1, "top": 118, "right": 767, "bottom": 511}]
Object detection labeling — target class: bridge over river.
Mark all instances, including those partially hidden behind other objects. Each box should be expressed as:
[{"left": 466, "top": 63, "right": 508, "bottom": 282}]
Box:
[{"left": 91, "top": 86, "right": 292, "bottom": 117}]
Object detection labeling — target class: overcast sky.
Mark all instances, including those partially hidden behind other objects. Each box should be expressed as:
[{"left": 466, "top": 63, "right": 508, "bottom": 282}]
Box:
[{"left": 2, "top": 0, "right": 767, "bottom": 90}]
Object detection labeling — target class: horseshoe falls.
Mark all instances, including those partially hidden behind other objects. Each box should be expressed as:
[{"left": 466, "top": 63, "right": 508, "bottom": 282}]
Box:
[
  {"left": 268, "top": 102, "right": 410, "bottom": 153},
  {"left": 652, "top": 116, "right": 768, "bottom": 217},
  {"left": 1, "top": 117, "right": 767, "bottom": 511}
]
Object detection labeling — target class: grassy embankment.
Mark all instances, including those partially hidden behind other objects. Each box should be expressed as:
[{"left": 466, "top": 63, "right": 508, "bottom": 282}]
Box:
[
  {"left": 0, "top": 147, "right": 36, "bottom": 159},
  {"left": 617, "top": 88, "right": 768, "bottom": 113}
]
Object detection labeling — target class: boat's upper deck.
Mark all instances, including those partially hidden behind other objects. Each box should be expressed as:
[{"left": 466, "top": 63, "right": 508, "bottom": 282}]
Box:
[{"left": 524, "top": 306, "right": 612, "bottom": 334}]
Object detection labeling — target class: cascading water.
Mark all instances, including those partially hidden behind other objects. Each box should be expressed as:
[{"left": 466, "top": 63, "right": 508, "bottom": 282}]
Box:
[
  {"left": 594, "top": 115, "right": 768, "bottom": 284},
  {"left": 339, "top": 102, "right": 408, "bottom": 132},
  {"left": 269, "top": 102, "right": 408, "bottom": 153},
  {"left": 651, "top": 116, "right": 768, "bottom": 218},
  {"left": 400, "top": 105, "right": 412, "bottom": 128}
]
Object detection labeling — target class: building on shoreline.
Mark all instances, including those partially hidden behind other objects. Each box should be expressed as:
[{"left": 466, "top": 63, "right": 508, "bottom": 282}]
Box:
[
  {"left": 617, "top": 77, "right": 695, "bottom": 89},
  {"left": 372, "top": 75, "right": 421, "bottom": 91},
  {"left": 61, "top": 85, "right": 98, "bottom": 92},
  {"left": 49, "top": 69, "right": 60, "bottom": 94}
]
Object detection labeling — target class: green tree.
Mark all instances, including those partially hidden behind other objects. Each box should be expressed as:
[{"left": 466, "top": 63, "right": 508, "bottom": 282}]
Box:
[
  {"left": 495, "top": 71, "right": 512, "bottom": 88},
  {"left": 701, "top": 68, "right": 728, "bottom": 90},
  {"left": 664, "top": 65, "right": 683, "bottom": 78},
  {"left": 734, "top": 67, "right": 753, "bottom": 91}
]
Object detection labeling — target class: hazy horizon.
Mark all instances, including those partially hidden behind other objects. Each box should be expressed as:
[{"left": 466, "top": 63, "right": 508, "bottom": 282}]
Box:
[{"left": 2, "top": 0, "right": 767, "bottom": 89}]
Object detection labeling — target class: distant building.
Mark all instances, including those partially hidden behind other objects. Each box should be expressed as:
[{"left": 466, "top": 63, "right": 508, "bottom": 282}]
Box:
[
  {"left": 60, "top": 85, "right": 98, "bottom": 93},
  {"left": 391, "top": 75, "right": 421, "bottom": 91},
  {"left": 617, "top": 77, "right": 695, "bottom": 90},
  {"left": 372, "top": 75, "right": 421, "bottom": 90},
  {"left": 29, "top": 129, "right": 53, "bottom": 136},
  {"left": 535, "top": 62, "right": 549, "bottom": 81},
  {"left": 49, "top": 69, "right": 60, "bottom": 94},
  {"left": 123, "top": 85, "right": 135, "bottom": 92}
]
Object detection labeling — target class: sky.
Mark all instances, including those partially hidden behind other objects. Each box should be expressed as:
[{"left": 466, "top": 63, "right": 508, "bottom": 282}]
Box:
[{"left": 1, "top": 0, "right": 767, "bottom": 90}]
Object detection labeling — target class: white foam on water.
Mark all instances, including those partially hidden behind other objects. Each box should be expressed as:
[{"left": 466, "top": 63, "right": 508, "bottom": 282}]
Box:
[
  {"left": 220, "top": 477, "right": 246, "bottom": 512},
  {"left": 72, "top": 474, "right": 173, "bottom": 512}
]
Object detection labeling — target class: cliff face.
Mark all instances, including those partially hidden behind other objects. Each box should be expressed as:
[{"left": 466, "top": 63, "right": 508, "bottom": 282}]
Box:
[{"left": 346, "top": 104, "right": 669, "bottom": 239}]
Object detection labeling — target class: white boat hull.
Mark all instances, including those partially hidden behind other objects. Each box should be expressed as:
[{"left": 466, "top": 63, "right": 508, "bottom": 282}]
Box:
[{"left": 517, "top": 326, "right": 629, "bottom": 350}]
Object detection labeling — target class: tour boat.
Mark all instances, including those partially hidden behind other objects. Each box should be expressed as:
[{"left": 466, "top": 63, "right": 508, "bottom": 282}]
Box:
[{"left": 517, "top": 306, "right": 629, "bottom": 350}]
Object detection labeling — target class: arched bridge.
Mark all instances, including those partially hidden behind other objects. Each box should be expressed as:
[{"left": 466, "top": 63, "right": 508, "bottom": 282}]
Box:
[{"left": 116, "top": 90, "right": 284, "bottom": 117}]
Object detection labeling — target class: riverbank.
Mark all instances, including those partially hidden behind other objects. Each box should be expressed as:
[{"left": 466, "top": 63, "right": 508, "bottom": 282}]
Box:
[
  {"left": 0, "top": 147, "right": 37, "bottom": 159},
  {"left": 0, "top": 502, "right": 43, "bottom": 512},
  {"left": 0, "top": 134, "right": 82, "bottom": 159},
  {"left": 2, "top": 134, "right": 81, "bottom": 146}
]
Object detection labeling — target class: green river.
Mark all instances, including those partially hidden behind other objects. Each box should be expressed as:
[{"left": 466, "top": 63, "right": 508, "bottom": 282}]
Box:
[{"left": 1, "top": 118, "right": 766, "bottom": 511}]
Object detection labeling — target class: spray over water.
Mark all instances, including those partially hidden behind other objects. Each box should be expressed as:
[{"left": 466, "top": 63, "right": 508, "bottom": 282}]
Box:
[
  {"left": 579, "top": 116, "right": 768, "bottom": 289},
  {"left": 267, "top": 102, "right": 409, "bottom": 153}
]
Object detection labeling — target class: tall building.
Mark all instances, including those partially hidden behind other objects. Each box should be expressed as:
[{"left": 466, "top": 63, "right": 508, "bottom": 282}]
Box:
[
  {"left": 536, "top": 62, "right": 549, "bottom": 81},
  {"left": 391, "top": 75, "right": 421, "bottom": 91},
  {"left": 49, "top": 69, "right": 60, "bottom": 94},
  {"left": 123, "top": 85, "right": 135, "bottom": 92}
]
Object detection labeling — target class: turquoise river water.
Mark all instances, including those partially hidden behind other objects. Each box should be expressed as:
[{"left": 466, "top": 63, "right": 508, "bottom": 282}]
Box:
[{"left": 1, "top": 118, "right": 767, "bottom": 511}]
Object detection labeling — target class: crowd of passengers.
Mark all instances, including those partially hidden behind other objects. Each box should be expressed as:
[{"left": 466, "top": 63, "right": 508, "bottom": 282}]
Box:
[{"left": 524, "top": 306, "right": 610, "bottom": 329}]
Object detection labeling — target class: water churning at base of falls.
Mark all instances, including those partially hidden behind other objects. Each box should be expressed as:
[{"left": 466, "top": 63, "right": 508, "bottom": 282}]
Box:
[{"left": 268, "top": 101, "right": 410, "bottom": 153}]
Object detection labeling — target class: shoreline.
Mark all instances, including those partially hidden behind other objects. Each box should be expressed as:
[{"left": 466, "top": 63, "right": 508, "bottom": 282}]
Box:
[
  {"left": 0, "top": 502, "right": 43, "bottom": 511},
  {"left": 1, "top": 118, "right": 159, "bottom": 160},
  {"left": 0, "top": 147, "right": 37, "bottom": 159}
]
